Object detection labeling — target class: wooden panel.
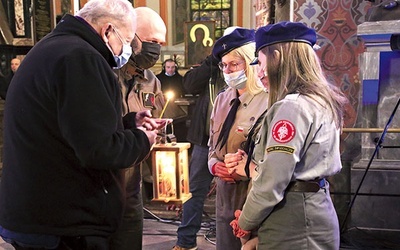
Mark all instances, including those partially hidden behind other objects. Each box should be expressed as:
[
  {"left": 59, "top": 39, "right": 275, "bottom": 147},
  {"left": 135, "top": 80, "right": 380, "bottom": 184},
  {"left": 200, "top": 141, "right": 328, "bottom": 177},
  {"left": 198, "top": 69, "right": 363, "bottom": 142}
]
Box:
[
  {"left": 160, "top": 0, "right": 167, "bottom": 45},
  {"left": 80, "top": 0, "right": 88, "bottom": 8},
  {"left": 237, "top": 0, "right": 243, "bottom": 27},
  {"left": 135, "top": 0, "right": 146, "bottom": 7}
]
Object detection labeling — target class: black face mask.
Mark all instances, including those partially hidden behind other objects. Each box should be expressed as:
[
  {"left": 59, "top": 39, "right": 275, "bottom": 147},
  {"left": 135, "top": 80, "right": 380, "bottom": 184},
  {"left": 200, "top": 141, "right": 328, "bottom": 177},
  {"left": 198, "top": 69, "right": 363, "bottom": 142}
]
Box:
[{"left": 132, "top": 42, "right": 161, "bottom": 69}]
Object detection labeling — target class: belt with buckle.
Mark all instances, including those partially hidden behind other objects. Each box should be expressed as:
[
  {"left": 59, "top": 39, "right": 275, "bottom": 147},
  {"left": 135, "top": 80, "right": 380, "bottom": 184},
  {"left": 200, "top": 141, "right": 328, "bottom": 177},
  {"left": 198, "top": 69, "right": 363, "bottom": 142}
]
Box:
[{"left": 286, "top": 179, "right": 326, "bottom": 192}]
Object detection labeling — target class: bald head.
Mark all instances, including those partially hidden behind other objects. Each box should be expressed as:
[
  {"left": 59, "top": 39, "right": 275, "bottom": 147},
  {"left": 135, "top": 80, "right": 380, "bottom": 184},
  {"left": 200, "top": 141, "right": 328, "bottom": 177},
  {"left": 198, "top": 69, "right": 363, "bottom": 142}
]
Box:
[
  {"left": 135, "top": 7, "right": 166, "bottom": 44},
  {"left": 127, "top": 7, "right": 166, "bottom": 69},
  {"left": 11, "top": 58, "right": 21, "bottom": 73}
]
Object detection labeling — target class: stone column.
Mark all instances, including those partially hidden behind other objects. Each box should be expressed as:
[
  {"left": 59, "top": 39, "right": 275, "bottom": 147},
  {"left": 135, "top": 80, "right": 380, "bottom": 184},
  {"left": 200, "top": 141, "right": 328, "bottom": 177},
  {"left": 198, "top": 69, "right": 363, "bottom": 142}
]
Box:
[{"left": 349, "top": 20, "right": 400, "bottom": 231}]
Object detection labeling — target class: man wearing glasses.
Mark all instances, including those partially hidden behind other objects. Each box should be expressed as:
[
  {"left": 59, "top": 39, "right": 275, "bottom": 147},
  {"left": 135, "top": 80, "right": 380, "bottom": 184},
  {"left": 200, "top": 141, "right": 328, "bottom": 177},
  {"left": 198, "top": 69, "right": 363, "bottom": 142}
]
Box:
[{"left": 0, "top": 1, "right": 159, "bottom": 249}]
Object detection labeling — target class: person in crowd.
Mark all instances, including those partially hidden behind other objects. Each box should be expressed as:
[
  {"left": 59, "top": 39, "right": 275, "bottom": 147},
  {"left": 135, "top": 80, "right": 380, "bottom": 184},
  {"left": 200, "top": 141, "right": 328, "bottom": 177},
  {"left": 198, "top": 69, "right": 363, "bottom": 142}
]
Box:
[
  {"left": 0, "top": 57, "right": 21, "bottom": 99},
  {"left": 172, "top": 53, "right": 225, "bottom": 250},
  {"left": 208, "top": 27, "right": 269, "bottom": 250},
  {"left": 156, "top": 59, "right": 185, "bottom": 98},
  {"left": 0, "top": 1, "right": 160, "bottom": 249},
  {"left": 109, "top": 6, "right": 167, "bottom": 250},
  {"left": 10, "top": 58, "right": 20, "bottom": 74},
  {"left": 227, "top": 21, "right": 348, "bottom": 249}
]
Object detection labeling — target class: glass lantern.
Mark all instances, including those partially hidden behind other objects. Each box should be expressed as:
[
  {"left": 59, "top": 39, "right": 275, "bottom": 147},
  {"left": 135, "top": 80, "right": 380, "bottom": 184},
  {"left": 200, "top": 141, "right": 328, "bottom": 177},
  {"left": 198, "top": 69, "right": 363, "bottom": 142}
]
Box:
[{"left": 151, "top": 142, "right": 191, "bottom": 204}]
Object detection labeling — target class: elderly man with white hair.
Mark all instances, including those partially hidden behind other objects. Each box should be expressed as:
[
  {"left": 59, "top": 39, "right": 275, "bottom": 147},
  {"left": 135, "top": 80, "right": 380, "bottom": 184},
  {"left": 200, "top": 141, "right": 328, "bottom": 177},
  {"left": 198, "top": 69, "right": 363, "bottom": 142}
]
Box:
[{"left": 0, "top": 1, "right": 160, "bottom": 249}]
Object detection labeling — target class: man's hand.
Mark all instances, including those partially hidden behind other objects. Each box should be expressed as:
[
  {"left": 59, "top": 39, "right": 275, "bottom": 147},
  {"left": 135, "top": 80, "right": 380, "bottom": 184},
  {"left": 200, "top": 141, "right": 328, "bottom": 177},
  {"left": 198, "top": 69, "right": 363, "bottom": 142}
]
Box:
[
  {"left": 135, "top": 110, "right": 157, "bottom": 130},
  {"left": 137, "top": 127, "right": 158, "bottom": 149},
  {"left": 154, "top": 118, "right": 173, "bottom": 130},
  {"left": 136, "top": 110, "right": 173, "bottom": 131}
]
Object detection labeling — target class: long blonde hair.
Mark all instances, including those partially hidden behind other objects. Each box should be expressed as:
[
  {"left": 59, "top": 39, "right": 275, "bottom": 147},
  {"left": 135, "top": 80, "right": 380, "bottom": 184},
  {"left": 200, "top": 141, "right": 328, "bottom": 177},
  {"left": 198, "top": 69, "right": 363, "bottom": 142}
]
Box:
[
  {"left": 260, "top": 42, "right": 347, "bottom": 128},
  {"left": 225, "top": 42, "right": 264, "bottom": 95}
]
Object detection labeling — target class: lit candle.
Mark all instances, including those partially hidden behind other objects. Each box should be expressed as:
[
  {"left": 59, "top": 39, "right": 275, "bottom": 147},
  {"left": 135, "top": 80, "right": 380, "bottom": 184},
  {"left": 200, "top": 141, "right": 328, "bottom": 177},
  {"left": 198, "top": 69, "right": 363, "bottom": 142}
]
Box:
[{"left": 159, "top": 91, "right": 174, "bottom": 118}]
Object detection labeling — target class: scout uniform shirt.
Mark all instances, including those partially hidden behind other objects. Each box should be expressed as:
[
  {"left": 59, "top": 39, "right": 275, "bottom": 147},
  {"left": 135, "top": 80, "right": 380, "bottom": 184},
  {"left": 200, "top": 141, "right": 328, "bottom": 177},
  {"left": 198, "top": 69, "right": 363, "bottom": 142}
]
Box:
[
  {"left": 208, "top": 87, "right": 269, "bottom": 172},
  {"left": 239, "top": 93, "right": 342, "bottom": 231},
  {"left": 208, "top": 86, "right": 269, "bottom": 250}
]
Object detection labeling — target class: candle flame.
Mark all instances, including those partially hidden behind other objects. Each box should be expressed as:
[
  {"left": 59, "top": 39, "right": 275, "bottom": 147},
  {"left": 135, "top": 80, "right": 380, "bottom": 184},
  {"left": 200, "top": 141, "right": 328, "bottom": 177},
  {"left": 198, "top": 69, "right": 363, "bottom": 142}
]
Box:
[{"left": 166, "top": 91, "right": 174, "bottom": 100}]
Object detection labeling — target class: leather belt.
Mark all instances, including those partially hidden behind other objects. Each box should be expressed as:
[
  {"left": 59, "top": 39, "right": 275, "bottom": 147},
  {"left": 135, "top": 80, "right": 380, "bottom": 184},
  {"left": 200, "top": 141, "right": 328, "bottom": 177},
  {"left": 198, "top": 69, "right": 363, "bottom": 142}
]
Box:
[{"left": 286, "top": 179, "right": 326, "bottom": 192}]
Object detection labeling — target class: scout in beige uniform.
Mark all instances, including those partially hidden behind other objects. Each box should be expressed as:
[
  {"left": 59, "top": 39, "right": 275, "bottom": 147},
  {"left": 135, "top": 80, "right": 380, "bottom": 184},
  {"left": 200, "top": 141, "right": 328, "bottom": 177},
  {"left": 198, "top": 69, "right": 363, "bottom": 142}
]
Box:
[
  {"left": 227, "top": 22, "right": 348, "bottom": 250},
  {"left": 208, "top": 28, "right": 269, "bottom": 250}
]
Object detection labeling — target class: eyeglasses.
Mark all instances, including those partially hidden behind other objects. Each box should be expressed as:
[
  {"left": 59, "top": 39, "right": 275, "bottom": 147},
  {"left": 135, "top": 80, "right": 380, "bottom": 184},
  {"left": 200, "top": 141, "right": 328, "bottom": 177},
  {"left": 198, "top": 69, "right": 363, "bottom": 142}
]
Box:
[
  {"left": 218, "top": 61, "right": 245, "bottom": 71},
  {"left": 135, "top": 33, "right": 143, "bottom": 44},
  {"left": 112, "top": 26, "right": 130, "bottom": 46},
  {"left": 135, "top": 33, "right": 163, "bottom": 45}
]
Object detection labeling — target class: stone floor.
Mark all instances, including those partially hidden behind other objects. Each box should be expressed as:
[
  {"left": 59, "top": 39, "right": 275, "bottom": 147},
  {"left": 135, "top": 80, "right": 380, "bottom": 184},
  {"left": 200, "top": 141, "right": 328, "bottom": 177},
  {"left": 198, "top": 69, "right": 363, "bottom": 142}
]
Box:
[
  {"left": 141, "top": 216, "right": 216, "bottom": 250},
  {"left": 1, "top": 181, "right": 400, "bottom": 249},
  {"left": 1, "top": 208, "right": 400, "bottom": 250},
  {"left": 0, "top": 204, "right": 217, "bottom": 250},
  {"left": 141, "top": 200, "right": 400, "bottom": 250}
]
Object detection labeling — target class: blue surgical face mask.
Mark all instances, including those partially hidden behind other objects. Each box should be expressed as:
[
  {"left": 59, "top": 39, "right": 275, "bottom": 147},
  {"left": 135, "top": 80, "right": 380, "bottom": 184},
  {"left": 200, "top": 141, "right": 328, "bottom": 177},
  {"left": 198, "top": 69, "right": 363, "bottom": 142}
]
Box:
[
  {"left": 113, "top": 44, "right": 132, "bottom": 69},
  {"left": 108, "top": 27, "right": 132, "bottom": 69},
  {"left": 223, "top": 69, "right": 247, "bottom": 89}
]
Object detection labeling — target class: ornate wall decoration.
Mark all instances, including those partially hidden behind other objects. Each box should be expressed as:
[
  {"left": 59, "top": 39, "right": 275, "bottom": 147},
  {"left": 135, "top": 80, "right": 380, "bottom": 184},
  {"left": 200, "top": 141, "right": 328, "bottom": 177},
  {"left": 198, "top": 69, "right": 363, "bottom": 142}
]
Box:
[
  {"left": 294, "top": 0, "right": 370, "bottom": 133},
  {"left": 253, "top": 0, "right": 271, "bottom": 28},
  {"left": 14, "top": 0, "right": 25, "bottom": 36}
]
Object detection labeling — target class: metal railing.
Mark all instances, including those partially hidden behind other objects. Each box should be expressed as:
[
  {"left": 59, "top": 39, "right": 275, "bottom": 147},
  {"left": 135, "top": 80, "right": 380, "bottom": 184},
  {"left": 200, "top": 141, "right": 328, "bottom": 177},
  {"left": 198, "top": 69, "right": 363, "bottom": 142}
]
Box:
[{"left": 343, "top": 128, "right": 400, "bottom": 133}]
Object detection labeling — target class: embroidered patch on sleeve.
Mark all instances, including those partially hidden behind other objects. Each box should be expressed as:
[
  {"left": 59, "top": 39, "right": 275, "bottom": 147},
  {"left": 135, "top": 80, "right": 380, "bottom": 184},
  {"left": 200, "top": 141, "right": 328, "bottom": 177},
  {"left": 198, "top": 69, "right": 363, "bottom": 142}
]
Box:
[
  {"left": 266, "top": 145, "right": 295, "bottom": 154},
  {"left": 142, "top": 92, "right": 155, "bottom": 108},
  {"left": 272, "top": 120, "right": 296, "bottom": 143}
]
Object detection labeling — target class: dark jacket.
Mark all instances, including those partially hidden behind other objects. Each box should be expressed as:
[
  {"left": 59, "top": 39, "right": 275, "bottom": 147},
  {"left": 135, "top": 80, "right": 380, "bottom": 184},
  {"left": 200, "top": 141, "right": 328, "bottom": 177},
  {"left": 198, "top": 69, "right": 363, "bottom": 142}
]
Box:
[
  {"left": 0, "top": 14, "right": 150, "bottom": 237},
  {"left": 156, "top": 71, "right": 185, "bottom": 97},
  {"left": 184, "top": 55, "right": 225, "bottom": 146}
]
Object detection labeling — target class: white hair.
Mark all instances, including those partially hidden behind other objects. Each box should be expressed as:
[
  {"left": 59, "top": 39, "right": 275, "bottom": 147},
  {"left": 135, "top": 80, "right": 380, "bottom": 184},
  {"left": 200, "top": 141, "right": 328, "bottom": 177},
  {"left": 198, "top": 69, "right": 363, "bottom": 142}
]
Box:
[{"left": 76, "top": 0, "right": 136, "bottom": 29}]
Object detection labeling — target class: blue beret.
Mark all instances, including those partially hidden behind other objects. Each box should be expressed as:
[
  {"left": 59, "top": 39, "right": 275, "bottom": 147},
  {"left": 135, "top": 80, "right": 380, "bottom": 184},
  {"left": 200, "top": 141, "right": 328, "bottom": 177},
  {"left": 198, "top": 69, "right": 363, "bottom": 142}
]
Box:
[
  {"left": 255, "top": 21, "right": 316, "bottom": 53},
  {"left": 212, "top": 28, "right": 255, "bottom": 61}
]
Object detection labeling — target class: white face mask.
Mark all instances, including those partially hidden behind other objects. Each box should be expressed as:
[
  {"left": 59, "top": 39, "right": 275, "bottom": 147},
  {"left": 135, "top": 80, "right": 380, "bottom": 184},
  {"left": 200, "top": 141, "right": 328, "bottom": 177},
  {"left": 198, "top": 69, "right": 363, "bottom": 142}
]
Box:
[
  {"left": 106, "top": 26, "right": 133, "bottom": 69},
  {"left": 112, "top": 44, "right": 132, "bottom": 69},
  {"left": 223, "top": 70, "right": 247, "bottom": 89}
]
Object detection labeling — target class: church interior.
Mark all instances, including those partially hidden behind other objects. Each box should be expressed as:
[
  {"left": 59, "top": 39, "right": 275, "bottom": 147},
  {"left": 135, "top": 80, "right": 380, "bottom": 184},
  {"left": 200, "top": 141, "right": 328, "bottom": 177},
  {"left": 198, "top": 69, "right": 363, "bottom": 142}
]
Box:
[{"left": 1, "top": 0, "right": 400, "bottom": 249}]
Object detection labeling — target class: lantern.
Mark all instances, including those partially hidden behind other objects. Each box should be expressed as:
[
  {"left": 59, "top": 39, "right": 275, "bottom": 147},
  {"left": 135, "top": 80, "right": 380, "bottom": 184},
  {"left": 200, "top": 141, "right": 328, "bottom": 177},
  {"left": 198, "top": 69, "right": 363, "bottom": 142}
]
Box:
[{"left": 151, "top": 142, "right": 191, "bottom": 204}]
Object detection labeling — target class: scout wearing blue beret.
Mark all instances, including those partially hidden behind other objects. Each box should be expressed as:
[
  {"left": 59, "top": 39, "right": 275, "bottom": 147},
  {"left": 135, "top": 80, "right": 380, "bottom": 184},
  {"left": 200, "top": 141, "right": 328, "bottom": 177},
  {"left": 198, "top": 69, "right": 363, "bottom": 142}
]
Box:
[
  {"left": 212, "top": 28, "right": 256, "bottom": 61},
  {"left": 234, "top": 20, "right": 345, "bottom": 250},
  {"left": 251, "top": 21, "right": 317, "bottom": 64},
  {"left": 209, "top": 26, "right": 269, "bottom": 250}
]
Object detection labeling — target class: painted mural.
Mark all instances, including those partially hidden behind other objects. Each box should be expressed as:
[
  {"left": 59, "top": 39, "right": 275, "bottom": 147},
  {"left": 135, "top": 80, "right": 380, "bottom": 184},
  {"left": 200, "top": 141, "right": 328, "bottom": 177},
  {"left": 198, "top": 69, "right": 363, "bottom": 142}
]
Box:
[{"left": 293, "top": 0, "right": 372, "bottom": 141}]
